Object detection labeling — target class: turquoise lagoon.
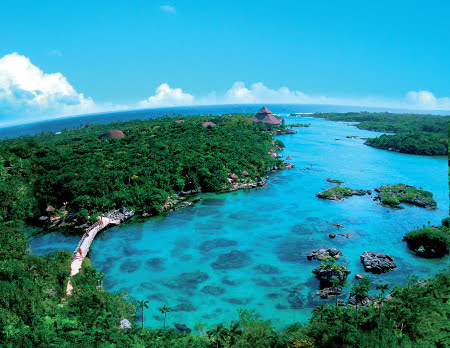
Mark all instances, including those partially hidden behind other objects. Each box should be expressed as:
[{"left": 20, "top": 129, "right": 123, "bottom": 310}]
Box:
[{"left": 30, "top": 115, "right": 449, "bottom": 330}]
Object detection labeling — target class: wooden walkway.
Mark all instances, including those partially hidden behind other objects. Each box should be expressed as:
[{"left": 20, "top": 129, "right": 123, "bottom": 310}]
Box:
[{"left": 66, "top": 216, "right": 120, "bottom": 295}]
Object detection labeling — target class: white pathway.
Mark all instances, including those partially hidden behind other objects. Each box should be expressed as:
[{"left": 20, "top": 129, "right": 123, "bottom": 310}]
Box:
[{"left": 66, "top": 216, "right": 120, "bottom": 295}]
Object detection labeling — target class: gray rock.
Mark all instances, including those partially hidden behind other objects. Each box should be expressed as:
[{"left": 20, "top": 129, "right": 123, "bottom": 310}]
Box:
[
  {"left": 312, "top": 265, "right": 351, "bottom": 288},
  {"left": 119, "top": 318, "right": 132, "bottom": 329},
  {"left": 360, "top": 251, "right": 396, "bottom": 274},
  {"left": 307, "top": 248, "right": 342, "bottom": 261}
]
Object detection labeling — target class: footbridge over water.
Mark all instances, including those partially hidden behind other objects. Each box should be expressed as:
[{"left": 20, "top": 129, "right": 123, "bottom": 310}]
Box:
[{"left": 66, "top": 216, "right": 120, "bottom": 295}]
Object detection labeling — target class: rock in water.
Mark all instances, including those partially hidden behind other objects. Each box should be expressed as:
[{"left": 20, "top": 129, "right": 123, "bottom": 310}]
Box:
[
  {"left": 312, "top": 265, "right": 351, "bottom": 288},
  {"left": 307, "top": 248, "right": 342, "bottom": 261},
  {"left": 360, "top": 251, "right": 396, "bottom": 273}
]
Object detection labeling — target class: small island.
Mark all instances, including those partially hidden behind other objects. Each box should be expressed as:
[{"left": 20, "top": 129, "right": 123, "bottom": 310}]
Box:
[
  {"left": 374, "top": 184, "right": 437, "bottom": 209},
  {"left": 316, "top": 186, "right": 370, "bottom": 200},
  {"left": 325, "top": 178, "right": 344, "bottom": 184},
  {"left": 403, "top": 220, "right": 449, "bottom": 258}
]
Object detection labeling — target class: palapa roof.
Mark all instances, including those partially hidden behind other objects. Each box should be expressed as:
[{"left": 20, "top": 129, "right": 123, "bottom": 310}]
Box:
[
  {"left": 241, "top": 170, "right": 249, "bottom": 176},
  {"left": 251, "top": 106, "right": 280, "bottom": 125},
  {"left": 175, "top": 120, "right": 185, "bottom": 124},
  {"left": 231, "top": 173, "right": 239, "bottom": 179},
  {"left": 257, "top": 106, "right": 272, "bottom": 114},
  {"left": 46, "top": 205, "right": 55, "bottom": 212},
  {"left": 286, "top": 156, "right": 292, "bottom": 160},
  {"left": 202, "top": 121, "right": 217, "bottom": 127},
  {"left": 99, "top": 130, "right": 125, "bottom": 139}
]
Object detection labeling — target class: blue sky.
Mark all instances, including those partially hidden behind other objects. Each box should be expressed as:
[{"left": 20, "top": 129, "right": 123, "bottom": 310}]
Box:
[{"left": 0, "top": 0, "right": 449, "bottom": 124}]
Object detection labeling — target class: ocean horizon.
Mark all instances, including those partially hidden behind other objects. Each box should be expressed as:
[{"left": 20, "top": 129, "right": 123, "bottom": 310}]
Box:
[{"left": 1, "top": 103, "right": 449, "bottom": 139}]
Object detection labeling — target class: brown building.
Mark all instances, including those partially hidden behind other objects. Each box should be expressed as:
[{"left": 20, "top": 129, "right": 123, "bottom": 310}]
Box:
[
  {"left": 99, "top": 130, "right": 125, "bottom": 139},
  {"left": 251, "top": 107, "right": 280, "bottom": 125}
]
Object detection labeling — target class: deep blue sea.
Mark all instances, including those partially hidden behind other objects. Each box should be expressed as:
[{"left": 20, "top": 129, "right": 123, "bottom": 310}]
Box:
[{"left": 13, "top": 105, "right": 448, "bottom": 331}]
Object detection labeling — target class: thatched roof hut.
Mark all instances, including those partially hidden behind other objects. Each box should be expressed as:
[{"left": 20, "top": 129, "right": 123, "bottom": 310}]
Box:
[
  {"left": 231, "top": 173, "right": 239, "bottom": 179},
  {"left": 241, "top": 170, "right": 249, "bottom": 176},
  {"left": 286, "top": 156, "right": 292, "bottom": 160},
  {"left": 175, "top": 120, "right": 185, "bottom": 124},
  {"left": 99, "top": 130, "right": 125, "bottom": 139},
  {"left": 251, "top": 106, "right": 280, "bottom": 125},
  {"left": 202, "top": 121, "right": 217, "bottom": 127},
  {"left": 46, "top": 205, "right": 55, "bottom": 212}
]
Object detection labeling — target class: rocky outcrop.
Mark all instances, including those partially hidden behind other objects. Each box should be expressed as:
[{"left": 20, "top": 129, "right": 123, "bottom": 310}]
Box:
[
  {"left": 107, "top": 207, "right": 134, "bottom": 222},
  {"left": 348, "top": 295, "right": 373, "bottom": 306},
  {"left": 326, "top": 178, "right": 344, "bottom": 184},
  {"left": 312, "top": 265, "right": 351, "bottom": 288},
  {"left": 360, "top": 251, "right": 396, "bottom": 273},
  {"left": 316, "top": 286, "right": 342, "bottom": 299},
  {"left": 307, "top": 248, "right": 342, "bottom": 261}
]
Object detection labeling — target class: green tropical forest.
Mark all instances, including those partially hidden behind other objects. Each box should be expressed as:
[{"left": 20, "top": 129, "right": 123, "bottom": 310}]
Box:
[
  {"left": 313, "top": 112, "right": 449, "bottom": 156},
  {"left": 1, "top": 220, "right": 449, "bottom": 347},
  {"left": 0, "top": 113, "right": 448, "bottom": 347},
  {"left": 0, "top": 114, "right": 284, "bottom": 225}
]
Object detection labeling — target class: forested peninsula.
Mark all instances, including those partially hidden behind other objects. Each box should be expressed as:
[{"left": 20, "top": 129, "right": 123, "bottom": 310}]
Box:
[
  {"left": 0, "top": 113, "right": 289, "bottom": 227},
  {"left": 312, "top": 112, "right": 449, "bottom": 156}
]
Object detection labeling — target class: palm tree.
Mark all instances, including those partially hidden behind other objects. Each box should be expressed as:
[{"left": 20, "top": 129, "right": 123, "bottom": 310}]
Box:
[
  {"left": 228, "top": 322, "right": 242, "bottom": 345},
  {"left": 136, "top": 300, "right": 149, "bottom": 329},
  {"left": 313, "top": 304, "right": 327, "bottom": 327},
  {"left": 206, "top": 323, "right": 230, "bottom": 348},
  {"left": 376, "top": 284, "right": 389, "bottom": 330},
  {"left": 350, "top": 276, "right": 372, "bottom": 326},
  {"left": 158, "top": 304, "right": 171, "bottom": 329}
]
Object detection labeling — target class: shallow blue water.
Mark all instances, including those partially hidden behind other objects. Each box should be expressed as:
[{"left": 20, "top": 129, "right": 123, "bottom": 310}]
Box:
[{"left": 30, "top": 115, "right": 449, "bottom": 331}]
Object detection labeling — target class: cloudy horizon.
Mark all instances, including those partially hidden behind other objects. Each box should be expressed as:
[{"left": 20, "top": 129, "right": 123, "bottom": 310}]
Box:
[{"left": 0, "top": 52, "right": 449, "bottom": 126}]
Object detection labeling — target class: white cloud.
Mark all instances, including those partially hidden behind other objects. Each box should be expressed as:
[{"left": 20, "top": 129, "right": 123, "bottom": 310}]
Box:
[
  {"left": 407, "top": 90, "right": 436, "bottom": 106},
  {"left": 0, "top": 52, "right": 101, "bottom": 121},
  {"left": 1, "top": 52, "right": 449, "bottom": 127},
  {"left": 406, "top": 90, "right": 450, "bottom": 109},
  {"left": 160, "top": 5, "right": 175, "bottom": 13},
  {"left": 135, "top": 82, "right": 450, "bottom": 112},
  {"left": 223, "top": 81, "right": 328, "bottom": 104},
  {"left": 137, "top": 83, "right": 194, "bottom": 108}
]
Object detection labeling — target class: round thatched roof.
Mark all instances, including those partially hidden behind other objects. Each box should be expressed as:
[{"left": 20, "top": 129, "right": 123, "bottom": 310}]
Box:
[{"left": 99, "top": 130, "right": 125, "bottom": 139}]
